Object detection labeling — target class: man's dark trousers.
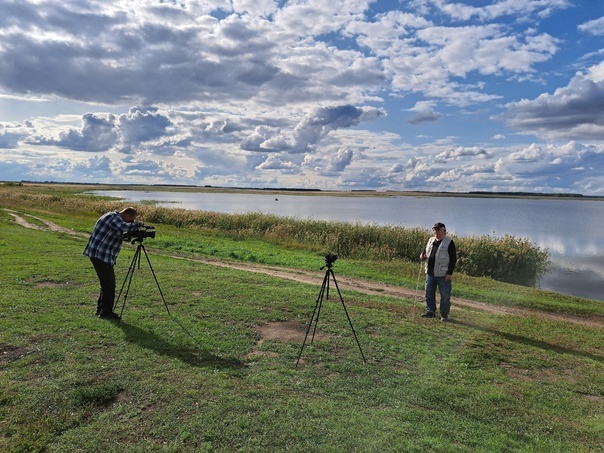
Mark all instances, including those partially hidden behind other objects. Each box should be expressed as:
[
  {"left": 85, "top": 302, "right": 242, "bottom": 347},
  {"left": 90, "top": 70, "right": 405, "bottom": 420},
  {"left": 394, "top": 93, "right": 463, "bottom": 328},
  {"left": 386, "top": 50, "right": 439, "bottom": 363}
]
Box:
[{"left": 90, "top": 257, "right": 116, "bottom": 315}]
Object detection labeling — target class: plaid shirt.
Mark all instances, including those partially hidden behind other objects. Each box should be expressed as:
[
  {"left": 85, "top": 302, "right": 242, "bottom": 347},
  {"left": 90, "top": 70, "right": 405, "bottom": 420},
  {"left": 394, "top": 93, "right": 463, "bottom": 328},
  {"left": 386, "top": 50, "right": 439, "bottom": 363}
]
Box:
[{"left": 84, "top": 210, "right": 142, "bottom": 265}]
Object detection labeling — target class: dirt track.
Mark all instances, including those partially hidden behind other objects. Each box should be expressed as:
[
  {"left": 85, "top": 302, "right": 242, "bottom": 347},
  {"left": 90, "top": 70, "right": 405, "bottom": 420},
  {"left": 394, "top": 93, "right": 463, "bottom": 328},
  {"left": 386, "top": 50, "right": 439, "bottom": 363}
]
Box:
[{"left": 7, "top": 209, "right": 603, "bottom": 329}]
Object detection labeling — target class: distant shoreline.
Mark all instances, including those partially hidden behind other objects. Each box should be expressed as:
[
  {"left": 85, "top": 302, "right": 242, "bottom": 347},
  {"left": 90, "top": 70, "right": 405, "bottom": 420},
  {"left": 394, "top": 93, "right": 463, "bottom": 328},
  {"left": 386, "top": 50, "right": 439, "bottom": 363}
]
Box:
[{"left": 5, "top": 180, "right": 604, "bottom": 201}]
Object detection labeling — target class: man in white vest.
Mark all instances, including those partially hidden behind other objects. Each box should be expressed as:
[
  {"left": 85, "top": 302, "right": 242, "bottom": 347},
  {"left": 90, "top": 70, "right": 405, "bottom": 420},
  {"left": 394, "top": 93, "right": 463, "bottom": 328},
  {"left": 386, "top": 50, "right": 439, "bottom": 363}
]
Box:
[{"left": 420, "top": 222, "right": 457, "bottom": 321}]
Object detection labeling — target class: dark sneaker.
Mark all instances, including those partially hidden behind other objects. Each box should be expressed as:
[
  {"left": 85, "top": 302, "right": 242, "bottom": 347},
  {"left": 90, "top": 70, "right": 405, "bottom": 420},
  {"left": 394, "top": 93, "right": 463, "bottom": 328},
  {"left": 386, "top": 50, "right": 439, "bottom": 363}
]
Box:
[
  {"left": 99, "top": 311, "right": 121, "bottom": 320},
  {"left": 421, "top": 311, "right": 436, "bottom": 318},
  {"left": 440, "top": 315, "right": 448, "bottom": 321}
]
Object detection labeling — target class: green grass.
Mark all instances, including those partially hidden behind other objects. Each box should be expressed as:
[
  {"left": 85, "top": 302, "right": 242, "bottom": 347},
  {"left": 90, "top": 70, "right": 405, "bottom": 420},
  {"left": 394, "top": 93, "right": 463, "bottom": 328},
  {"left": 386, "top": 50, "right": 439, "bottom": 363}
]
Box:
[{"left": 1, "top": 186, "right": 603, "bottom": 452}]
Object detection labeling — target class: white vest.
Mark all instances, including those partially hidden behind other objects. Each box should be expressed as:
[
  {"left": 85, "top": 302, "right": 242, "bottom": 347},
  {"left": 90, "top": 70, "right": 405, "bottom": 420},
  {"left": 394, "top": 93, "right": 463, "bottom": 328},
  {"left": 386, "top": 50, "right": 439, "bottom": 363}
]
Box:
[{"left": 425, "top": 236, "right": 452, "bottom": 277}]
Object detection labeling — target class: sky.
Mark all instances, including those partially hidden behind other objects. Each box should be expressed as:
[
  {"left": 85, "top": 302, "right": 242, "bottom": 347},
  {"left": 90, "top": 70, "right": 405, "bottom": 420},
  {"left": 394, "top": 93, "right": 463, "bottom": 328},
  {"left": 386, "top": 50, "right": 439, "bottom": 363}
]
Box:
[{"left": 1, "top": 0, "right": 603, "bottom": 194}]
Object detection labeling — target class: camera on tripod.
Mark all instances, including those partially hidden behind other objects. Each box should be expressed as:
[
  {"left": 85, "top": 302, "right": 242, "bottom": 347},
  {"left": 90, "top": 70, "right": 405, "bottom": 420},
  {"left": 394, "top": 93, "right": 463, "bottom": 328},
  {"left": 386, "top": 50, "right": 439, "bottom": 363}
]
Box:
[
  {"left": 115, "top": 225, "right": 170, "bottom": 319},
  {"left": 123, "top": 225, "right": 156, "bottom": 243},
  {"left": 297, "top": 251, "right": 366, "bottom": 365},
  {"left": 325, "top": 253, "right": 338, "bottom": 264},
  {"left": 324, "top": 253, "right": 338, "bottom": 266}
]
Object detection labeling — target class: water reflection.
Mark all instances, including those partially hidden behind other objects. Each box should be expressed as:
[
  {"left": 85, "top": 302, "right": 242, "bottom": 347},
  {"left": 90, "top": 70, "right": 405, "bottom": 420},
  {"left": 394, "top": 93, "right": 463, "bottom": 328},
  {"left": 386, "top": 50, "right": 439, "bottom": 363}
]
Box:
[
  {"left": 540, "top": 261, "right": 604, "bottom": 300},
  {"left": 526, "top": 234, "right": 602, "bottom": 257},
  {"left": 91, "top": 190, "right": 604, "bottom": 301}
]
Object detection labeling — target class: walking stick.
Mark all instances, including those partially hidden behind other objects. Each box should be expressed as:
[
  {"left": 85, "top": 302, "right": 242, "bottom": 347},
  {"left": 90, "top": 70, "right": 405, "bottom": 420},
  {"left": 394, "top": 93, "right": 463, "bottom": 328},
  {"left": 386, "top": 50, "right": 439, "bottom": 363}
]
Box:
[{"left": 415, "top": 258, "right": 424, "bottom": 303}]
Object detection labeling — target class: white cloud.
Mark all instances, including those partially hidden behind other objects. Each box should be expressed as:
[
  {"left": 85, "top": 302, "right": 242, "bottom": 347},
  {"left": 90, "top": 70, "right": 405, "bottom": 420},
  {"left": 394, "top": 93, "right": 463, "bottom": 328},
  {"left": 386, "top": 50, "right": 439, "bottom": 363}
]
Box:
[
  {"left": 273, "top": 0, "right": 370, "bottom": 38},
  {"left": 587, "top": 60, "right": 604, "bottom": 83},
  {"left": 578, "top": 16, "right": 604, "bottom": 36},
  {"left": 232, "top": 0, "right": 278, "bottom": 17},
  {"left": 503, "top": 65, "right": 604, "bottom": 140},
  {"left": 327, "top": 147, "right": 354, "bottom": 172},
  {"left": 431, "top": 0, "right": 572, "bottom": 22},
  {"left": 435, "top": 146, "right": 490, "bottom": 162},
  {"left": 241, "top": 105, "right": 385, "bottom": 154},
  {"left": 37, "top": 113, "right": 118, "bottom": 152},
  {"left": 71, "top": 155, "right": 114, "bottom": 179},
  {"left": 0, "top": 122, "right": 33, "bottom": 148},
  {"left": 256, "top": 155, "right": 297, "bottom": 171},
  {"left": 117, "top": 107, "right": 173, "bottom": 154},
  {"left": 407, "top": 101, "right": 441, "bottom": 124}
]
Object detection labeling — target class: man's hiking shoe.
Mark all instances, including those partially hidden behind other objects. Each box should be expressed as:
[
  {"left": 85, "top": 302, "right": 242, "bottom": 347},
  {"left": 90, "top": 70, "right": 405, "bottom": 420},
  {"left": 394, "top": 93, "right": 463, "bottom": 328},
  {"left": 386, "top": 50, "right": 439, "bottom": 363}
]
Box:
[{"left": 421, "top": 311, "right": 436, "bottom": 318}]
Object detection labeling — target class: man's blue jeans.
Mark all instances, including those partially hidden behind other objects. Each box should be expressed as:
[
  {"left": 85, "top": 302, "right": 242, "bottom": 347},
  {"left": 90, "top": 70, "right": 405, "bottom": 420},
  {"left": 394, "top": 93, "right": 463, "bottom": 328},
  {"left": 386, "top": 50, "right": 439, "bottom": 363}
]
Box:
[{"left": 425, "top": 274, "right": 451, "bottom": 316}]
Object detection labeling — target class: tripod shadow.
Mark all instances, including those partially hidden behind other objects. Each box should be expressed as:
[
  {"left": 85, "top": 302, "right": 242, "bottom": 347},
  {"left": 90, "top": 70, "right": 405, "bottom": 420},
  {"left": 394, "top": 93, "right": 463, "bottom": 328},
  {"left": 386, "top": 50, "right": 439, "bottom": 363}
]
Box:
[
  {"left": 116, "top": 321, "right": 245, "bottom": 369},
  {"left": 114, "top": 242, "right": 244, "bottom": 369},
  {"left": 450, "top": 319, "right": 603, "bottom": 364}
]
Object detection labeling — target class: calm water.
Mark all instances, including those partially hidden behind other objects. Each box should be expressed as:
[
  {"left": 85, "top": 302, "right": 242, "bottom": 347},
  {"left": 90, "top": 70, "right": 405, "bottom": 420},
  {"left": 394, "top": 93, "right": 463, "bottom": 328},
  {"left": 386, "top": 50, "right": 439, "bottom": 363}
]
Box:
[{"left": 93, "top": 190, "right": 604, "bottom": 301}]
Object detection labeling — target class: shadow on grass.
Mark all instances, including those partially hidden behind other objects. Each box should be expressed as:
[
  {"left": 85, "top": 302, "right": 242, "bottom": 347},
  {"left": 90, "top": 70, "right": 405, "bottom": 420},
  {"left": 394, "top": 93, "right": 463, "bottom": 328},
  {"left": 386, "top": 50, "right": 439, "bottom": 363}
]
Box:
[
  {"left": 115, "top": 321, "right": 246, "bottom": 369},
  {"left": 451, "top": 319, "right": 603, "bottom": 364}
]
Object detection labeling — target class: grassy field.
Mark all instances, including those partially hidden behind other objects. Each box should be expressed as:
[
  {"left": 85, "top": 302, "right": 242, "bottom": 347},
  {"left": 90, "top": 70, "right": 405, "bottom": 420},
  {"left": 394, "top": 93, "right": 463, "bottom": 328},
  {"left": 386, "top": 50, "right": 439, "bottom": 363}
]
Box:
[{"left": 1, "top": 184, "right": 603, "bottom": 452}]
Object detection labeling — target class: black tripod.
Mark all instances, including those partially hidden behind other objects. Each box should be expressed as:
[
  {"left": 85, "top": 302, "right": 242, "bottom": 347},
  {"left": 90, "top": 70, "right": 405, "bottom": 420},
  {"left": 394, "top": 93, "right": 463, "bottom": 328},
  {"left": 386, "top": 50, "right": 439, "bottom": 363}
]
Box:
[
  {"left": 114, "top": 240, "right": 171, "bottom": 318},
  {"left": 296, "top": 257, "right": 366, "bottom": 366}
]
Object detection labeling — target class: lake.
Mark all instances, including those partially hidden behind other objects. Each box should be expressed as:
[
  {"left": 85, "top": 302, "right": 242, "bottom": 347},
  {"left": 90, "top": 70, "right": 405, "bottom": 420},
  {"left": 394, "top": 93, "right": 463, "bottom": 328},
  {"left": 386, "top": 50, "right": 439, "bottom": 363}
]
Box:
[{"left": 92, "top": 190, "right": 604, "bottom": 301}]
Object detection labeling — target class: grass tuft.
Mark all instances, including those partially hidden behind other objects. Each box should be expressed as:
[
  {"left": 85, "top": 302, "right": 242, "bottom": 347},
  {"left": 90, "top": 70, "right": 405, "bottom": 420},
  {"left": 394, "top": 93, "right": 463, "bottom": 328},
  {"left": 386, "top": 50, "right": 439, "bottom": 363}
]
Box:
[{"left": 71, "top": 383, "right": 124, "bottom": 407}]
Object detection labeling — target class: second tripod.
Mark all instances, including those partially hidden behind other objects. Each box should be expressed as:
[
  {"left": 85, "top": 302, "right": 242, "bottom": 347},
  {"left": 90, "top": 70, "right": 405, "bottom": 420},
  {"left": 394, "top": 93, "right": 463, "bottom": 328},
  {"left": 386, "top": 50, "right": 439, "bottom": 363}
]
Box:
[
  {"left": 114, "top": 240, "right": 171, "bottom": 318},
  {"left": 296, "top": 254, "right": 366, "bottom": 366}
]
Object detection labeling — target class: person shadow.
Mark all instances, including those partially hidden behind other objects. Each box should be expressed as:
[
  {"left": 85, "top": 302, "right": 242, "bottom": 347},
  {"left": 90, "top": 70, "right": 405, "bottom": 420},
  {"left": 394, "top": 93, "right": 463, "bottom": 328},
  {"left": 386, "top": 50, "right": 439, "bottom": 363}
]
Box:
[
  {"left": 448, "top": 319, "right": 603, "bottom": 364},
  {"left": 115, "top": 321, "right": 245, "bottom": 369}
]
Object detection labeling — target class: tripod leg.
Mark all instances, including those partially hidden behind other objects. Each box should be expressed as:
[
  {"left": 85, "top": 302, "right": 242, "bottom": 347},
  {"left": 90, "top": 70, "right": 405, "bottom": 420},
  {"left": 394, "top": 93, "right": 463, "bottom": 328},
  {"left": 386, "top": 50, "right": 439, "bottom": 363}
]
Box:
[
  {"left": 310, "top": 271, "right": 329, "bottom": 343},
  {"left": 296, "top": 270, "right": 328, "bottom": 366},
  {"left": 114, "top": 245, "right": 141, "bottom": 315},
  {"left": 329, "top": 269, "right": 367, "bottom": 363},
  {"left": 139, "top": 245, "right": 171, "bottom": 315}
]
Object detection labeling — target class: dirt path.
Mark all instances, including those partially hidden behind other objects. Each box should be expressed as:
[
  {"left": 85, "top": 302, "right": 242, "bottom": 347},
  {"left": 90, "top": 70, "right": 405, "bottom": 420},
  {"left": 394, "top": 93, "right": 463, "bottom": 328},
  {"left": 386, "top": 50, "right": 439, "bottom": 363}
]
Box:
[
  {"left": 6, "top": 210, "right": 80, "bottom": 235},
  {"left": 169, "top": 255, "right": 603, "bottom": 328},
  {"left": 7, "top": 210, "right": 603, "bottom": 329}
]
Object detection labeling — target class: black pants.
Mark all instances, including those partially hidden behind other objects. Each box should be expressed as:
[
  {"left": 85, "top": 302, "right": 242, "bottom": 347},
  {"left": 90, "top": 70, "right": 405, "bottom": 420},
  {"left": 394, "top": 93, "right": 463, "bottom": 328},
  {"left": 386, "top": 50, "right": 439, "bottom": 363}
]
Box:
[{"left": 90, "top": 257, "right": 116, "bottom": 315}]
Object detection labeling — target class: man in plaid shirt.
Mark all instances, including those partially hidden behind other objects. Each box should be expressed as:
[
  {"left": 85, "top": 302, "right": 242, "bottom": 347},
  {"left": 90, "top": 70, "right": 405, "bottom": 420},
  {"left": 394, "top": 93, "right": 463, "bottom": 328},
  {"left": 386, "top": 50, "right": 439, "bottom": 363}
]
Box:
[{"left": 84, "top": 207, "right": 143, "bottom": 319}]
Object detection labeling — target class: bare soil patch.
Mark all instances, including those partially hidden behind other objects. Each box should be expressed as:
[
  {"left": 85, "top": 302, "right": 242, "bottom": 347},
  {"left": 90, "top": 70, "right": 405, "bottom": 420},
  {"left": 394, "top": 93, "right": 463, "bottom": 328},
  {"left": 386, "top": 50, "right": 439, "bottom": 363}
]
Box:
[
  {"left": 34, "top": 281, "right": 74, "bottom": 289},
  {"left": 257, "top": 321, "right": 330, "bottom": 344},
  {"left": 1, "top": 345, "right": 37, "bottom": 364},
  {"left": 249, "top": 321, "right": 331, "bottom": 358}
]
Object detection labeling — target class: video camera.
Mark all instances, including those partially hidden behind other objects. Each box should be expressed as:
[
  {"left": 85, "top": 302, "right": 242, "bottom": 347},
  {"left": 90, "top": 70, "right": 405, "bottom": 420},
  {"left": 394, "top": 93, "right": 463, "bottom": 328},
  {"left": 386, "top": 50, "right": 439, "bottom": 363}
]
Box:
[{"left": 123, "top": 225, "right": 156, "bottom": 243}]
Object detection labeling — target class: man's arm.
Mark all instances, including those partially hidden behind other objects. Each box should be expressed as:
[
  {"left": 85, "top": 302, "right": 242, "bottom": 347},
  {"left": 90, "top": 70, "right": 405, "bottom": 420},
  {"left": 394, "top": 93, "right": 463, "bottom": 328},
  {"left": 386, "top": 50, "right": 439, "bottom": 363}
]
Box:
[{"left": 447, "top": 240, "right": 457, "bottom": 276}]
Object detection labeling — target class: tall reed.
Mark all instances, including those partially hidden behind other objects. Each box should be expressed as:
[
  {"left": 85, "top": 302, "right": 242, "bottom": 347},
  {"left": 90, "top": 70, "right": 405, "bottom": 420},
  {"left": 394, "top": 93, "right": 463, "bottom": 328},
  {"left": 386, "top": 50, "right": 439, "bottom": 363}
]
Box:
[{"left": 0, "top": 187, "right": 550, "bottom": 286}]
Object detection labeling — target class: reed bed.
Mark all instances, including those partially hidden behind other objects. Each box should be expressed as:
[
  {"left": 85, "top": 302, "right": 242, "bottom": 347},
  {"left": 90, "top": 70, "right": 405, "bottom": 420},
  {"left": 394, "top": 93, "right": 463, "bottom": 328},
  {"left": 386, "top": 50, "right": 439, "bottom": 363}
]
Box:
[{"left": 0, "top": 185, "right": 550, "bottom": 286}]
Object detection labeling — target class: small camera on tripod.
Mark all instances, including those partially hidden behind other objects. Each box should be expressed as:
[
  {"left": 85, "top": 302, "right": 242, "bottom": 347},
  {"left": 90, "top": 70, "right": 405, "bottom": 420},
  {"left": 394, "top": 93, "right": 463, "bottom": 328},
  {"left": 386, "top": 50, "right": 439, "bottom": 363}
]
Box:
[
  {"left": 123, "top": 225, "right": 156, "bottom": 244},
  {"left": 298, "top": 251, "right": 366, "bottom": 365},
  {"left": 324, "top": 253, "right": 338, "bottom": 266}
]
